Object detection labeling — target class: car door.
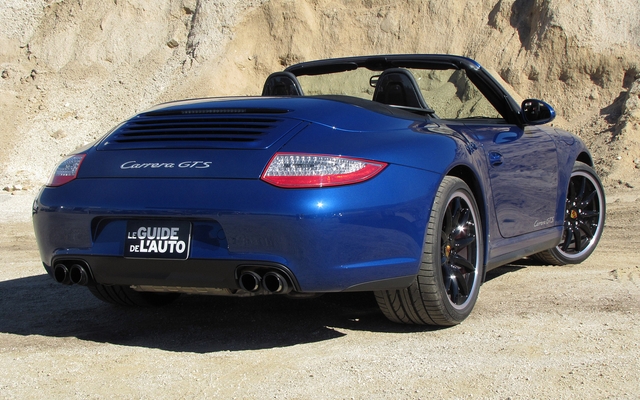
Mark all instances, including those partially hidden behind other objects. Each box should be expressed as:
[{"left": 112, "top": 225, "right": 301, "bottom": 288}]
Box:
[{"left": 470, "top": 124, "right": 559, "bottom": 238}]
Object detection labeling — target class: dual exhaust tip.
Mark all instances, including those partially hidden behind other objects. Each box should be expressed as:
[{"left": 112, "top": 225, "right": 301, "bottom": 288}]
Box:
[
  {"left": 54, "top": 261, "right": 291, "bottom": 294},
  {"left": 53, "top": 262, "right": 91, "bottom": 286},
  {"left": 238, "top": 270, "right": 292, "bottom": 294}
]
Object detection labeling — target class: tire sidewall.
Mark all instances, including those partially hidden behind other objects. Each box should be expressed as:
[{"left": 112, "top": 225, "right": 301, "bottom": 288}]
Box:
[{"left": 422, "top": 177, "right": 483, "bottom": 324}]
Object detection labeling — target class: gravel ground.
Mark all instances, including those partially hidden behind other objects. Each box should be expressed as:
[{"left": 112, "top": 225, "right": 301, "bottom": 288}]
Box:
[{"left": 0, "top": 190, "right": 638, "bottom": 399}]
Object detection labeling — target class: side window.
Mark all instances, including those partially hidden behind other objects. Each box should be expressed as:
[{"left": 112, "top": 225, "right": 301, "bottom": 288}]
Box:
[{"left": 411, "top": 69, "right": 503, "bottom": 119}]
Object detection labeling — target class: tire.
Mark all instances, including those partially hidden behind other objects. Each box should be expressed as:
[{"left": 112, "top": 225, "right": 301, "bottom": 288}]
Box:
[
  {"left": 88, "top": 284, "right": 180, "bottom": 307},
  {"left": 533, "top": 162, "right": 605, "bottom": 265},
  {"left": 375, "top": 177, "right": 483, "bottom": 326}
]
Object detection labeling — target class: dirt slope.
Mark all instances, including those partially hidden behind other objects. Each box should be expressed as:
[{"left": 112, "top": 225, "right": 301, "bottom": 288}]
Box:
[
  {"left": 0, "top": 186, "right": 639, "bottom": 398},
  {"left": 1, "top": 0, "right": 639, "bottom": 189}
]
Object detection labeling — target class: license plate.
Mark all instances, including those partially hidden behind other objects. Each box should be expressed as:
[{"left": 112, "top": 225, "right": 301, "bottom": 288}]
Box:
[{"left": 124, "top": 220, "right": 191, "bottom": 259}]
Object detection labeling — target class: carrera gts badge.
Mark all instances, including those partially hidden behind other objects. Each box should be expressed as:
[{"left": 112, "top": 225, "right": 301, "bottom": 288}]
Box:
[{"left": 120, "top": 161, "right": 212, "bottom": 169}]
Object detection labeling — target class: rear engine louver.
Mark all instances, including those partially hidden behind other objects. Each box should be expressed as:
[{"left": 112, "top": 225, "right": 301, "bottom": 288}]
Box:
[{"left": 98, "top": 108, "right": 299, "bottom": 150}]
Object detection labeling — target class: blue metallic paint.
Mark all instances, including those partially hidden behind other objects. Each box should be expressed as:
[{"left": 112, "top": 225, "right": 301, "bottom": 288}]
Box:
[
  {"left": 470, "top": 124, "right": 559, "bottom": 238},
  {"left": 34, "top": 162, "right": 440, "bottom": 291},
  {"left": 33, "top": 54, "right": 595, "bottom": 297}
]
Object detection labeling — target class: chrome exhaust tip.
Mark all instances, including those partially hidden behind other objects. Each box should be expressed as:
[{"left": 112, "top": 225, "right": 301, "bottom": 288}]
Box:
[
  {"left": 69, "top": 263, "right": 91, "bottom": 286},
  {"left": 238, "top": 271, "right": 262, "bottom": 292},
  {"left": 53, "top": 263, "right": 72, "bottom": 285},
  {"left": 262, "top": 271, "right": 291, "bottom": 294}
]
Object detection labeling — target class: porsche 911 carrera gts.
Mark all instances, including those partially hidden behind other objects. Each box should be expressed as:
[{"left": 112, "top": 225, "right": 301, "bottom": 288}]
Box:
[{"left": 32, "top": 54, "right": 605, "bottom": 326}]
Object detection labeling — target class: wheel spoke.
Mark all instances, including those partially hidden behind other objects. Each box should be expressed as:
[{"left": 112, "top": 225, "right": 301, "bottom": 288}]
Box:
[
  {"left": 442, "top": 263, "right": 457, "bottom": 295},
  {"left": 441, "top": 230, "right": 449, "bottom": 244},
  {"left": 576, "top": 176, "right": 586, "bottom": 201},
  {"left": 453, "top": 254, "right": 475, "bottom": 272},
  {"left": 568, "top": 179, "right": 576, "bottom": 200},
  {"left": 457, "top": 208, "right": 470, "bottom": 228},
  {"left": 581, "top": 188, "right": 596, "bottom": 207},
  {"left": 453, "top": 269, "right": 470, "bottom": 296},
  {"left": 573, "top": 227, "right": 583, "bottom": 252},
  {"left": 582, "top": 210, "right": 599, "bottom": 219},
  {"left": 578, "top": 221, "right": 594, "bottom": 240},
  {"left": 450, "top": 279, "right": 459, "bottom": 303},
  {"left": 451, "top": 198, "right": 462, "bottom": 226},
  {"left": 562, "top": 228, "right": 574, "bottom": 252},
  {"left": 443, "top": 209, "right": 453, "bottom": 237},
  {"left": 443, "top": 274, "right": 451, "bottom": 292},
  {"left": 454, "top": 236, "right": 475, "bottom": 252}
]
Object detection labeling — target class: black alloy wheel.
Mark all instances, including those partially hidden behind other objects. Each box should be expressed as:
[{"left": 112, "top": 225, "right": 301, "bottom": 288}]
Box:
[
  {"left": 534, "top": 162, "right": 605, "bottom": 265},
  {"left": 440, "top": 190, "right": 479, "bottom": 309},
  {"left": 375, "top": 177, "right": 483, "bottom": 326}
]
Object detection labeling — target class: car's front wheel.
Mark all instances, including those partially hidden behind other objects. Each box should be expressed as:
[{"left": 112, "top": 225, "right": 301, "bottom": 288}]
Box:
[
  {"left": 88, "top": 284, "right": 180, "bottom": 307},
  {"left": 533, "top": 161, "right": 605, "bottom": 265},
  {"left": 375, "top": 176, "right": 483, "bottom": 326}
]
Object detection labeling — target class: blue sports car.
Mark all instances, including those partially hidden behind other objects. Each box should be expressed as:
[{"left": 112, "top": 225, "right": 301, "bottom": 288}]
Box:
[{"left": 32, "top": 55, "right": 605, "bottom": 326}]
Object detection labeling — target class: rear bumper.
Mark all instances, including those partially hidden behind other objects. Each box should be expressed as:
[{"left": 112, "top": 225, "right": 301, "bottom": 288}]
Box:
[{"left": 33, "top": 166, "right": 439, "bottom": 292}]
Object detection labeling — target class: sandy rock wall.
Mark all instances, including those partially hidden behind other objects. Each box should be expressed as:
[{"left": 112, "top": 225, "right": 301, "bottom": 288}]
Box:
[
  {"left": 1, "top": 0, "right": 639, "bottom": 191},
  {"left": 0, "top": 0, "right": 265, "bottom": 189}
]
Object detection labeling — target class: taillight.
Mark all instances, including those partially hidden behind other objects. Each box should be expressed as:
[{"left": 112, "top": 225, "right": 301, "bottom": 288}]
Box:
[
  {"left": 47, "top": 154, "right": 86, "bottom": 187},
  {"left": 261, "top": 153, "right": 387, "bottom": 188}
]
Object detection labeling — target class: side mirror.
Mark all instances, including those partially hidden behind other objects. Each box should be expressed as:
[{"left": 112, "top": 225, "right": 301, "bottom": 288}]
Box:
[{"left": 521, "top": 99, "right": 556, "bottom": 125}]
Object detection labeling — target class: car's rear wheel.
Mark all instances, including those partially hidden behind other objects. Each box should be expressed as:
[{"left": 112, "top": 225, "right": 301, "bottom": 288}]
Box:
[
  {"left": 533, "top": 161, "right": 605, "bottom": 265},
  {"left": 375, "top": 177, "right": 483, "bottom": 326},
  {"left": 88, "top": 284, "right": 180, "bottom": 307}
]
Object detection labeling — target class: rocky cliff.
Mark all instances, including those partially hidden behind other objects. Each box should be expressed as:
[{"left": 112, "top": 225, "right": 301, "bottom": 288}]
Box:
[{"left": 1, "top": 0, "right": 639, "bottom": 190}]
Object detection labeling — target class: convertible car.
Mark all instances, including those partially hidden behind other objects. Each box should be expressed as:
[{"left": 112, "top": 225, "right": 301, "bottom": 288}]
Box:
[{"left": 32, "top": 54, "right": 605, "bottom": 326}]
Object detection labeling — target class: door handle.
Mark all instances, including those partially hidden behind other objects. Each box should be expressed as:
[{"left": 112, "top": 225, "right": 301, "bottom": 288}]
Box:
[{"left": 489, "top": 152, "right": 503, "bottom": 166}]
